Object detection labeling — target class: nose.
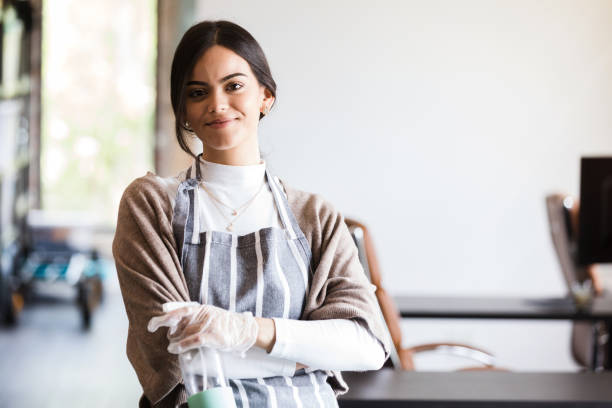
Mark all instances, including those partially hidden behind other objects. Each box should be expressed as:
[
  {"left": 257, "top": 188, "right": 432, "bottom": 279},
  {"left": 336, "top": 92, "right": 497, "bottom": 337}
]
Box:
[{"left": 208, "top": 88, "right": 228, "bottom": 113}]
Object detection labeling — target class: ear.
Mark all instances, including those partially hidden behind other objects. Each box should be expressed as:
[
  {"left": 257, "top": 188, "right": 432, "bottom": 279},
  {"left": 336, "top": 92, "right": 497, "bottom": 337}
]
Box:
[{"left": 260, "top": 86, "right": 275, "bottom": 110}]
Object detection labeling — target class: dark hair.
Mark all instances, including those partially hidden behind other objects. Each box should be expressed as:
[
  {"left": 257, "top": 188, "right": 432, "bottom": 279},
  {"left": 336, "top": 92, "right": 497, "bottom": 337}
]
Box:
[{"left": 170, "top": 20, "right": 277, "bottom": 158}]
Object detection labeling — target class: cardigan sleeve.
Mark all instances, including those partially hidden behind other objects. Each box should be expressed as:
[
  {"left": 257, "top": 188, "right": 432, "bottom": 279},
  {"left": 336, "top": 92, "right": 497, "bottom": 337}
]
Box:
[{"left": 112, "top": 175, "right": 191, "bottom": 406}]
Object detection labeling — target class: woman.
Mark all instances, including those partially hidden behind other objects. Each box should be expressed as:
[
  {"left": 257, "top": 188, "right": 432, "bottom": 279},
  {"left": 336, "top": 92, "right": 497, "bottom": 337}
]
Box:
[{"left": 112, "top": 20, "right": 389, "bottom": 408}]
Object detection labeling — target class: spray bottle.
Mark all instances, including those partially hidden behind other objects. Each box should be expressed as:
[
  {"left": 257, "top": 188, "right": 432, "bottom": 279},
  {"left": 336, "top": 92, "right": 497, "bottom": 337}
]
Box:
[{"left": 179, "top": 346, "right": 237, "bottom": 408}]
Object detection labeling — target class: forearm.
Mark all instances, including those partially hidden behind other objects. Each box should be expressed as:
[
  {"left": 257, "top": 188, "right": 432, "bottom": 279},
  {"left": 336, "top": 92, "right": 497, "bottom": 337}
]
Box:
[{"left": 267, "top": 318, "right": 386, "bottom": 371}]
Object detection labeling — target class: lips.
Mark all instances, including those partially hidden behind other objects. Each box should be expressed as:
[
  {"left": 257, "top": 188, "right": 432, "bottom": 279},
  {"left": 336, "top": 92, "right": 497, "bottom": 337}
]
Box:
[{"left": 206, "top": 118, "right": 235, "bottom": 125}]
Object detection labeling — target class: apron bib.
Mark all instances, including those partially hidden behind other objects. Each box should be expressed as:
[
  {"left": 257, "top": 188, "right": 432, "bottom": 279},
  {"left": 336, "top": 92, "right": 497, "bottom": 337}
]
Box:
[{"left": 172, "top": 155, "right": 338, "bottom": 408}]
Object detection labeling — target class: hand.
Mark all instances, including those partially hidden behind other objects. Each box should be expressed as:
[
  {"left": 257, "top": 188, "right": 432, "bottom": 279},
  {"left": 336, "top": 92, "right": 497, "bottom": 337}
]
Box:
[{"left": 148, "top": 303, "right": 259, "bottom": 355}]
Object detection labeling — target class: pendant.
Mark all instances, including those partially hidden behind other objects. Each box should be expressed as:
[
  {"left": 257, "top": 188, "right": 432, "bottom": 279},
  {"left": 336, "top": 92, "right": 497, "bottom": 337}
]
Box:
[
  {"left": 232, "top": 210, "right": 238, "bottom": 216},
  {"left": 226, "top": 223, "right": 233, "bottom": 231}
]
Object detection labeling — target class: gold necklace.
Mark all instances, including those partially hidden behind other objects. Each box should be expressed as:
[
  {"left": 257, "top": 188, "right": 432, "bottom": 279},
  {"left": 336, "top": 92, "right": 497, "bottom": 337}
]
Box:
[
  {"left": 199, "top": 180, "right": 266, "bottom": 231},
  {"left": 200, "top": 180, "right": 265, "bottom": 216}
]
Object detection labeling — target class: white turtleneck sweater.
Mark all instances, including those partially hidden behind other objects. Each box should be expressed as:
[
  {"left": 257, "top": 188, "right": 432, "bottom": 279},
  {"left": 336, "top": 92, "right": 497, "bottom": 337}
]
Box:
[{"left": 157, "top": 157, "right": 385, "bottom": 378}]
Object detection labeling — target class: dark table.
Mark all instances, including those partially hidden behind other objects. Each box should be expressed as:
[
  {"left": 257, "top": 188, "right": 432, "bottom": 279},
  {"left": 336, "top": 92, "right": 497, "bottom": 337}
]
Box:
[
  {"left": 394, "top": 295, "right": 612, "bottom": 320},
  {"left": 339, "top": 369, "right": 612, "bottom": 407},
  {"left": 394, "top": 295, "right": 612, "bottom": 369}
]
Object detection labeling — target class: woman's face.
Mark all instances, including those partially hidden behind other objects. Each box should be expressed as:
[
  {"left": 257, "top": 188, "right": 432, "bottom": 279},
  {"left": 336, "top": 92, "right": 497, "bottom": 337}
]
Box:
[{"left": 184, "top": 45, "right": 273, "bottom": 163}]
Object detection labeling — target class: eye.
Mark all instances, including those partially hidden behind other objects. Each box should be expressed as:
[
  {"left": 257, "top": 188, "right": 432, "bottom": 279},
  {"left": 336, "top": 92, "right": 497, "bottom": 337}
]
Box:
[
  {"left": 227, "top": 82, "right": 243, "bottom": 91},
  {"left": 188, "top": 88, "right": 207, "bottom": 98}
]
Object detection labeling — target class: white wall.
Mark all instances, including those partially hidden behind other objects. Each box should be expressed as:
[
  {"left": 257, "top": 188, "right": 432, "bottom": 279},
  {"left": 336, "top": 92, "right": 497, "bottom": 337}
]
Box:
[{"left": 187, "top": 0, "right": 612, "bottom": 370}]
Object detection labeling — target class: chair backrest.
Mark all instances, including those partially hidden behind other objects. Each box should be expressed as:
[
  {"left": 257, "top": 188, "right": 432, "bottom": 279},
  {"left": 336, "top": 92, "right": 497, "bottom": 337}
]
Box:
[
  {"left": 545, "top": 194, "right": 590, "bottom": 289},
  {"left": 544, "top": 194, "right": 605, "bottom": 368},
  {"left": 344, "top": 217, "right": 404, "bottom": 369}
]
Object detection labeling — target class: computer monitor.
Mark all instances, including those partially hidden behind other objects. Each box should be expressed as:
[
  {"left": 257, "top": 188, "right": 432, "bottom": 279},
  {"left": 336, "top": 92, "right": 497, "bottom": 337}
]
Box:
[{"left": 578, "top": 157, "right": 612, "bottom": 265}]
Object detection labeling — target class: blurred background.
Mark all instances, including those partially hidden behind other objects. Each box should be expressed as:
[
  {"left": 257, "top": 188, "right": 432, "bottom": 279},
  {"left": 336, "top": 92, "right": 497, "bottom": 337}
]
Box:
[{"left": 1, "top": 0, "right": 611, "bottom": 406}]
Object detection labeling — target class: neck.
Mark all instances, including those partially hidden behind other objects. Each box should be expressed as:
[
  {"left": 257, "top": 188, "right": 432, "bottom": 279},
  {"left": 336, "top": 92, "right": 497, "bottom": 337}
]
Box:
[{"left": 200, "top": 134, "right": 262, "bottom": 166}]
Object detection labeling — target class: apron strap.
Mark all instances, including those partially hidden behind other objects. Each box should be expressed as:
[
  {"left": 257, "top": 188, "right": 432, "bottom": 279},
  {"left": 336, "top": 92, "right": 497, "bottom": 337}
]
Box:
[
  {"left": 195, "top": 153, "right": 203, "bottom": 180},
  {"left": 266, "top": 169, "right": 304, "bottom": 240},
  {"left": 185, "top": 154, "right": 203, "bottom": 181},
  {"left": 182, "top": 156, "right": 202, "bottom": 245}
]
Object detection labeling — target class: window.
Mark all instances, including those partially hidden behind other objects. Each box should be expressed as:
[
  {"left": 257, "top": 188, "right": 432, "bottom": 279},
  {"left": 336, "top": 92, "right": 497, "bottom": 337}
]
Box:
[{"left": 41, "top": 0, "right": 156, "bottom": 225}]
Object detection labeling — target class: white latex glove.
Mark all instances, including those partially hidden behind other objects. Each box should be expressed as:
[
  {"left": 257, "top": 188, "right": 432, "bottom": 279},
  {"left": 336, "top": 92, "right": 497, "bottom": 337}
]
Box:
[{"left": 147, "top": 302, "right": 259, "bottom": 356}]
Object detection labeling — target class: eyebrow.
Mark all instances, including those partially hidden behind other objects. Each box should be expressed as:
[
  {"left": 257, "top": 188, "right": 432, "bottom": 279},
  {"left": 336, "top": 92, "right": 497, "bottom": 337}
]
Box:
[{"left": 187, "top": 73, "right": 247, "bottom": 86}]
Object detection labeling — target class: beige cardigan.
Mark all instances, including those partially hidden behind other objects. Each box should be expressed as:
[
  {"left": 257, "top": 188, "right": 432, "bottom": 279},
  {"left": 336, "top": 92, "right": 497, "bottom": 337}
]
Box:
[{"left": 112, "top": 172, "right": 390, "bottom": 407}]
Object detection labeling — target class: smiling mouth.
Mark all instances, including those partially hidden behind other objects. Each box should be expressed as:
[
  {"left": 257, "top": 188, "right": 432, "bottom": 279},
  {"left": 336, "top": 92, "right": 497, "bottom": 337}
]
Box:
[
  {"left": 206, "top": 118, "right": 235, "bottom": 125},
  {"left": 205, "top": 118, "right": 237, "bottom": 129}
]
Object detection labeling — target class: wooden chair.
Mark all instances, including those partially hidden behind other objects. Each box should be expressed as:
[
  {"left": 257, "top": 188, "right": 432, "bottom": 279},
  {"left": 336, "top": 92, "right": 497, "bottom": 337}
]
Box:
[{"left": 344, "top": 217, "right": 499, "bottom": 371}]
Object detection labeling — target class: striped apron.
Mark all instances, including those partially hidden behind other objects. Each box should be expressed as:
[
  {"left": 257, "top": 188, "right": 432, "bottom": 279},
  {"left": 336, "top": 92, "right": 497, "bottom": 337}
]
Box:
[{"left": 172, "top": 157, "right": 338, "bottom": 408}]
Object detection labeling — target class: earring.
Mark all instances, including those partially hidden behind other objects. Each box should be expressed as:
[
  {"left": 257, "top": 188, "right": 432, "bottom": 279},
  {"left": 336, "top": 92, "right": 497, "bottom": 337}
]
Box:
[
  {"left": 185, "top": 121, "right": 195, "bottom": 134},
  {"left": 262, "top": 106, "right": 270, "bottom": 115},
  {"left": 184, "top": 121, "right": 196, "bottom": 136}
]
